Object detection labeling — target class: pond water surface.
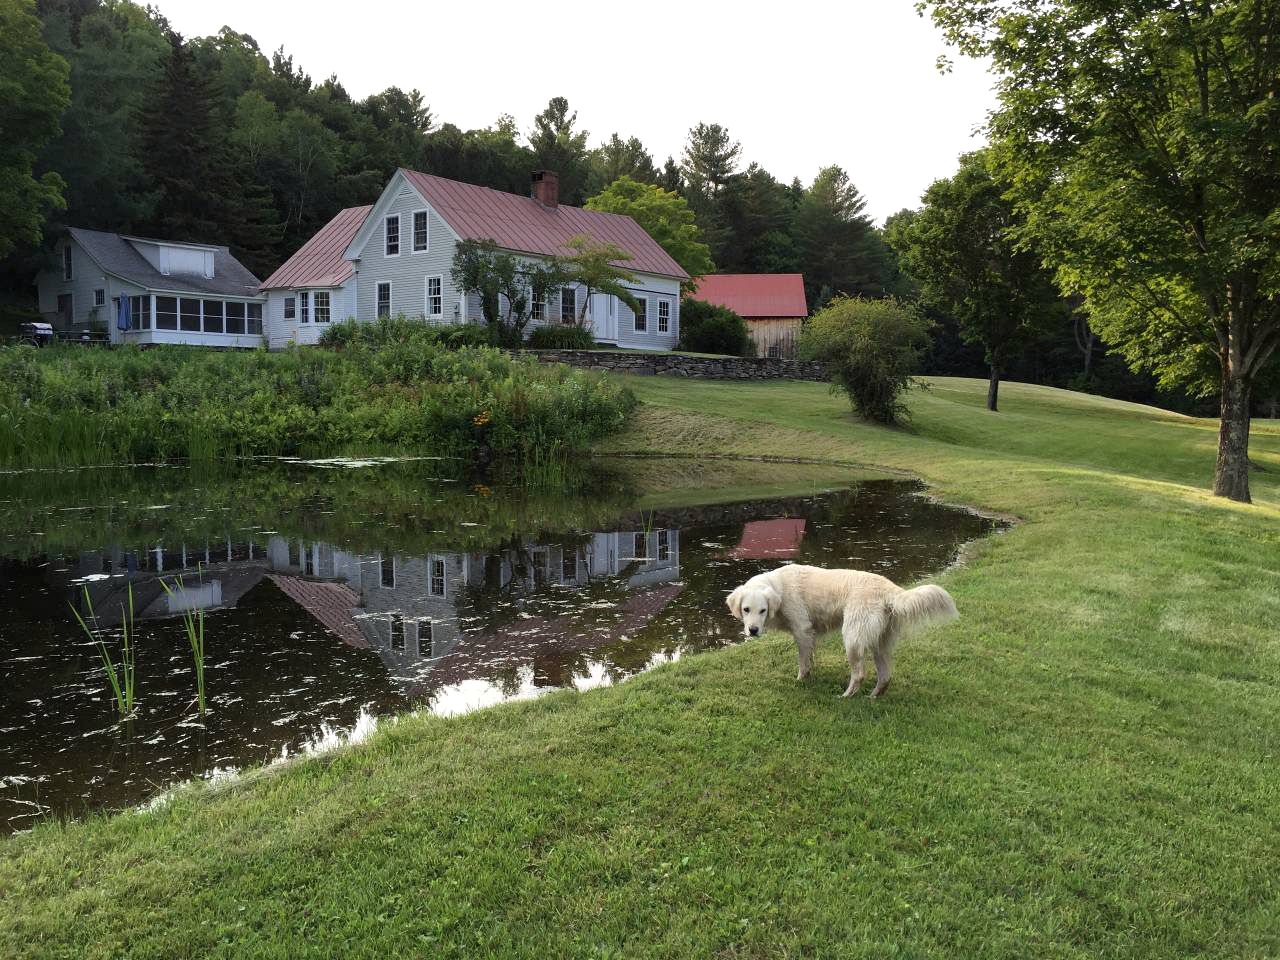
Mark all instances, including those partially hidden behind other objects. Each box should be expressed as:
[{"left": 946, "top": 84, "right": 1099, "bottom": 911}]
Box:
[{"left": 0, "top": 458, "right": 995, "bottom": 832}]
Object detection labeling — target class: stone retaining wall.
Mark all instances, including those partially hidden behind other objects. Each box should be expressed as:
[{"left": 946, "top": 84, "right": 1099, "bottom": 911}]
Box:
[{"left": 524, "top": 350, "right": 827, "bottom": 381}]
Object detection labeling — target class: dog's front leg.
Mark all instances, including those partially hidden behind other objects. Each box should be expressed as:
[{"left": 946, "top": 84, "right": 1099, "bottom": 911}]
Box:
[{"left": 792, "top": 624, "right": 816, "bottom": 681}]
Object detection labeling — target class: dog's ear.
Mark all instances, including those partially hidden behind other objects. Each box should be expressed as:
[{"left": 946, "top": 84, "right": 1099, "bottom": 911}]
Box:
[
  {"left": 726, "top": 586, "right": 744, "bottom": 619},
  {"left": 762, "top": 583, "right": 782, "bottom": 612}
]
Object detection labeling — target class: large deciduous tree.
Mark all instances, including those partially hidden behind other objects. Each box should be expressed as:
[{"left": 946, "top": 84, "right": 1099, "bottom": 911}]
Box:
[
  {"left": 0, "top": 0, "right": 70, "bottom": 259},
  {"left": 585, "top": 176, "right": 714, "bottom": 282},
  {"left": 922, "top": 0, "right": 1280, "bottom": 502},
  {"left": 889, "top": 151, "right": 1064, "bottom": 412}
]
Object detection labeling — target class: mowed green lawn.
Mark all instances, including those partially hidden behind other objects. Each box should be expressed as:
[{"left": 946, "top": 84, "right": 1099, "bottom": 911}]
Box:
[{"left": 3, "top": 376, "right": 1279, "bottom": 959}]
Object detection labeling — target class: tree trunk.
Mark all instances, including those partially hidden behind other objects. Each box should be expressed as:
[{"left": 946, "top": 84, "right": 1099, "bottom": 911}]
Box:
[
  {"left": 987, "top": 360, "right": 1000, "bottom": 412},
  {"left": 1213, "top": 368, "right": 1252, "bottom": 503}
]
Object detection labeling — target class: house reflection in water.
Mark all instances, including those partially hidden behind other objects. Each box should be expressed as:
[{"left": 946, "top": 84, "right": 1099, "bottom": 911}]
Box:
[{"left": 61, "top": 525, "right": 682, "bottom": 713}]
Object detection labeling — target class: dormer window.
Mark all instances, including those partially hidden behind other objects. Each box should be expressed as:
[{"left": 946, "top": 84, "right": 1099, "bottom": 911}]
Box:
[
  {"left": 63, "top": 246, "right": 72, "bottom": 281},
  {"left": 385, "top": 215, "right": 400, "bottom": 257}
]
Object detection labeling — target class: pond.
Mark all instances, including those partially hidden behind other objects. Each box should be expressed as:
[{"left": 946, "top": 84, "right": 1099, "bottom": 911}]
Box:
[{"left": 0, "top": 457, "right": 997, "bottom": 833}]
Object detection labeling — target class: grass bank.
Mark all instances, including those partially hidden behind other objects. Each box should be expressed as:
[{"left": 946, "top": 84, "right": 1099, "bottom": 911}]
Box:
[
  {"left": 0, "top": 338, "right": 633, "bottom": 471},
  {"left": 2, "top": 376, "right": 1279, "bottom": 958}
]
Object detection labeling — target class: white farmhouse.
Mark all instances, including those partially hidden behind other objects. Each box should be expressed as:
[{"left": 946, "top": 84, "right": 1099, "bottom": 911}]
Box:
[{"left": 260, "top": 169, "right": 688, "bottom": 350}]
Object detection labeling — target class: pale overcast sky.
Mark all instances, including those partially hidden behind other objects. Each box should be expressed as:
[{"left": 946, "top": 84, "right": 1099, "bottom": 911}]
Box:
[{"left": 156, "top": 0, "right": 996, "bottom": 223}]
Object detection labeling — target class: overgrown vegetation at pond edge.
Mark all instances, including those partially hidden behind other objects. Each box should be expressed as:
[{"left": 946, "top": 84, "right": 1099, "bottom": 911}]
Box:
[{"left": 0, "top": 339, "right": 635, "bottom": 470}]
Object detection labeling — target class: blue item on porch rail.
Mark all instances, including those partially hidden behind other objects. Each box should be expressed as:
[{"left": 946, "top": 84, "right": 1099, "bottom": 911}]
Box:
[{"left": 116, "top": 294, "right": 131, "bottom": 331}]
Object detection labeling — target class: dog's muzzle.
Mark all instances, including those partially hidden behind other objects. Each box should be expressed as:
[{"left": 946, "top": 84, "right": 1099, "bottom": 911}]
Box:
[{"left": 748, "top": 626, "right": 760, "bottom": 637}]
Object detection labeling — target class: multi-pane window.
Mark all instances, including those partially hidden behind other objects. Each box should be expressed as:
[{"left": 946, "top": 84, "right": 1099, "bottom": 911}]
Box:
[
  {"left": 561, "top": 550, "right": 578, "bottom": 582},
  {"left": 179, "top": 298, "right": 201, "bottom": 332},
  {"left": 658, "top": 300, "right": 670, "bottom": 333},
  {"left": 63, "top": 246, "right": 73, "bottom": 281},
  {"left": 284, "top": 296, "right": 296, "bottom": 320},
  {"left": 633, "top": 298, "right": 648, "bottom": 333},
  {"left": 129, "top": 295, "right": 151, "bottom": 329},
  {"left": 380, "top": 554, "right": 395, "bottom": 588},
  {"left": 202, "top": 299, "right": 223, "bottom": 333},
  {"left": 531, "top": 291, "right": 545, "bottom": 321},
  {"left": 560, "top": 287, "right": 576, "bottom": 323},
  {"left": 377, "top": 282, "right": 391, "bottom": 318},
  {"left": 390, "top": 616, "right": 406, "bottom": 652},
  {"left": 247, "top": 302, "right": 263, "bottom": 334},
  {"left": 155, "top": 296, "right": 178, "bottom": 330},
  {"left": 425, "top": 276, "right": 442, "bottom": 317},
  {"left": 418, "top": 620, "right": 434, "bottom": 659},
  {"left": 385, "top": 215, "right": 400, "bottom": 256},
  {"left": 413, "top": 211, "right": 429, "bottom": 252},
  {"left": 94, "top": 289, "right": 105, "bottom": 307},
  {"left": 299, "top": 291, "right": 310, "bottom": 324},
  {"left": 657, "top": 529, "right": 670, "bottom": 561},
  {"left": 430, "top": 557, "right": 446, "bottom": 597},
  {"left": 312, "top": 292, "right": 330, "bottom": 324},
  {"left": 225, "top": 301, "right": 246, "bottom": 334}
]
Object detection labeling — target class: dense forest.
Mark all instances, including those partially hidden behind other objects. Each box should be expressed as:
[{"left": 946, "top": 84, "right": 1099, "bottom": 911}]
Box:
[{"left": 1, "top": 0, "right": 1209, "bottom": 410}]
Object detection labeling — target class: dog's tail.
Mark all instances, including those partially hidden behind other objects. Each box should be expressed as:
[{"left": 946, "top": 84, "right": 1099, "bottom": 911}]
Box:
[{"left": 889, "top": 584, "right": 958, "bottom": 634}]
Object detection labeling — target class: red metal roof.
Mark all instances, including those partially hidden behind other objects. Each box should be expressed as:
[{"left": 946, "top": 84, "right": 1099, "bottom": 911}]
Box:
[
  {"left": 400, "top": 169, "right": 689, "bottom": 280},
  {"left": 729, "top": 519, "right": 807, "bottom": 560},
  {"left": 259, "top": 205, "right": 372, "bottom": 290},
  {"left": 691, "top": 274, "right": 808, "bottom": 318}
]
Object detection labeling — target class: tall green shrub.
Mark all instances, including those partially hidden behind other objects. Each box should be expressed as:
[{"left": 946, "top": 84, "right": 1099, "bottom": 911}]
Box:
[
  {"left": 800, "top": 296, "right": 931, "bottom": 424},
  {"left": 677, "top": 298, "right": 754, "bottom": 356}
]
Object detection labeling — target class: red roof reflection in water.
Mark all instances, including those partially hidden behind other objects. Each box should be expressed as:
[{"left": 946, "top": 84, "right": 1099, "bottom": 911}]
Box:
[{"left": 729, "top": 519, "right": 806, "bottom": 560}]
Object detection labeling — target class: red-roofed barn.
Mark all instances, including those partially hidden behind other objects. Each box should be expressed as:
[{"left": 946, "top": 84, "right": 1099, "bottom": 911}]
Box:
[{"left": 690, "top": 273, "right": 808, "bottom": 358}]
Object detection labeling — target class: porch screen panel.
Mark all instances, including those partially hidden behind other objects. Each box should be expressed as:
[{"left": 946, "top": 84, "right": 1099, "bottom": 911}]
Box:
[
  {"left": 225, "top": 302, "right": 246, "bottom": 334},
  {"left": 247, "top": 303, "right": 263, "bottom": 334},
  {"left": 155, "top": 297, "right": 178, "bottom": 330},
  {"left": 202, "top": 300, "right": 223, "bottom": 333},
  {"left": 180, "top": 298, "right": 200, "bottom": 332}
]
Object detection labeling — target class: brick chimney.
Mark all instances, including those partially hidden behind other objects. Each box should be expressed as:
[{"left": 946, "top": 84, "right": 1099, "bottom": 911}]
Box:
[{"left": 531, "top": 170, "right": 559, "bottom": 208}]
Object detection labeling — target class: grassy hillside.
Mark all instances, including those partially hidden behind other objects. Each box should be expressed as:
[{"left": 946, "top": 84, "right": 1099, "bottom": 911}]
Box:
[{"left": 2, "top": 377, "right": 1278, "bottom": 959}]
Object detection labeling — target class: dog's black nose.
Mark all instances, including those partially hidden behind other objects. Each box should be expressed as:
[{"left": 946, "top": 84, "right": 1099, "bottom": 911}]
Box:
[{"left": 749, "top": 626, "right": 759, "bottom": 636}]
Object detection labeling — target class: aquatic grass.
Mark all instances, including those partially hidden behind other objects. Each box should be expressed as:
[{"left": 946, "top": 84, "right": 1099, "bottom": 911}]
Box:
[
  {"left": 69, "top": 584, "right": 136, "bottom": 717},
  {"left": 161, "top": 579, "right": 207, "bottom": 717}
]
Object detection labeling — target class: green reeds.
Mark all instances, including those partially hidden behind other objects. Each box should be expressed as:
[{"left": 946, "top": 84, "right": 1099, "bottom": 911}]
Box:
[
  {"left": 71, "top": 583, "right": 137, "bottom": 717},
  {"left": 161, "top": 579, "right": 207, "bottom": 717}
]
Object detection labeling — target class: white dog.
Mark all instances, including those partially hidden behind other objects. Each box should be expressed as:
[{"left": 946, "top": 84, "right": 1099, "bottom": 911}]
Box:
[{"left": 726, "top": 564, "right": 958, "bottom": 697}]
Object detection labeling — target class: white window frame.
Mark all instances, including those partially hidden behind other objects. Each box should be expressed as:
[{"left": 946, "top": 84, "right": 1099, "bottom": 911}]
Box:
[
  {"left": 377, "top": 282, "right": 392, "bottom": 318},
  {"left": 429, "top": 556, "right": 446, "bottom": 597},
  {"left": 657, "top": 300, "right": 670, "bottom": 334},
  {"left": 412, "top": 210, "right": 429, "bottom": 253},
  {"left": 94, "top": 288, "right": 106, "bottom": 307},
  {"left": 299, "top": 291, "right": 310, "bottom": 324},
  {"left": 658, "top": 528, "right": 670, "bottom": 561},
  {"left": 283, "top": 295, "right": 296, "bottom": 321},
  {"left": 384, "top": 215, "right": 400, "bottom": 257},
  {"left": 312, "top": 291, "right": 330, "bottom": 324},
  {"left": 417, "top": 619, "right": 434, "bottom": 659},
  {"left": 63, "top": 245, "right": 73, "bottom": 281},
  {"left": 531, "top": 289, "right": 545, "bottom": 322},
  {"left": 560, "top": 287, "right": 576, "bottom": 324},
  {"left": 633, "top": 297, "right": 648, "bottom": 333},
  {"left": 389, "top": 615, "right": 406, "bottom": 652},
  {"left": 424, "top": 276, "right": 442, "bottom": 318}
]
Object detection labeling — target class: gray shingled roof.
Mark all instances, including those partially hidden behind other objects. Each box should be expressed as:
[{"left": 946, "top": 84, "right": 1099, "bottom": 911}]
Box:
[{"left": 69, "top": 228, "right": 262, "bottom": 298}]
